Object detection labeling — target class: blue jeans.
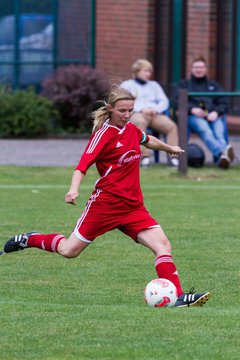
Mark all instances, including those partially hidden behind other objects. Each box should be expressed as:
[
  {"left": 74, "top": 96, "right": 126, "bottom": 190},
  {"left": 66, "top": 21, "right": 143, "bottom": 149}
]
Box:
[{"left": 188, "top": 115, "right": 227, "bottom": 159}]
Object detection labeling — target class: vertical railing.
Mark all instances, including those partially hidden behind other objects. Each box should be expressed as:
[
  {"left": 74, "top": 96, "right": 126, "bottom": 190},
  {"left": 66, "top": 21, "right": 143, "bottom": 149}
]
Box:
[{"left": 178, "top": 89, "right": 188, "bottom": 175}]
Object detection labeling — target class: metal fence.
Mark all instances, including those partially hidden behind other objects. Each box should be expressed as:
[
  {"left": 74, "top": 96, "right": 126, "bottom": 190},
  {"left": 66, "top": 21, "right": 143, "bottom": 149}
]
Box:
[{"left": 0, "top": 0, "right": 95, "bottom": 89}]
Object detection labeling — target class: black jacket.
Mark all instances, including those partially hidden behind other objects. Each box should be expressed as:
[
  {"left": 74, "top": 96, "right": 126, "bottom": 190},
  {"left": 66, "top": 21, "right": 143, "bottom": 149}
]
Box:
[{"left": 172, "top": 75, "right": 228, "bottom": 115}]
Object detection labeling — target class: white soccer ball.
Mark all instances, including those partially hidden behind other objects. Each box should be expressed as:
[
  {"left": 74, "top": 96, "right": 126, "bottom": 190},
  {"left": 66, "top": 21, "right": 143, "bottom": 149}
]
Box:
[{"left": 144, "top": 278, "right": 178, "bottom": 308}]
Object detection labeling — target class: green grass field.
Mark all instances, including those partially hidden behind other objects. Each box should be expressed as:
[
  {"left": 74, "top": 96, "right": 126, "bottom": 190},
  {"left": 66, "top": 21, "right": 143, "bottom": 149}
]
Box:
[{"left": 0, "top": 165, "right": 239, "bottom": 360}]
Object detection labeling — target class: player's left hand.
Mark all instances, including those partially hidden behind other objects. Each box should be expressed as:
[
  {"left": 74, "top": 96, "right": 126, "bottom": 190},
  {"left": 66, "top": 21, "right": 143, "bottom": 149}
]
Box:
[{"left": 168, "top": 146, "right": 185, "bottom": 156}]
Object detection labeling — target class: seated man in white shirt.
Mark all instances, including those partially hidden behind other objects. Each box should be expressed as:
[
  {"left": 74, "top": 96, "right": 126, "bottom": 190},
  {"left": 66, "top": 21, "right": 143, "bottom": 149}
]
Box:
[{"left": 121, "top": 59, "right": 179, "bottom": 167}]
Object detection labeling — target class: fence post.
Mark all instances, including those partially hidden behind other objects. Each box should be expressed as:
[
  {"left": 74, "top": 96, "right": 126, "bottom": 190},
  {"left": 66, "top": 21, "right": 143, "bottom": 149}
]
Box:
[{"left": 178, "top": 89, "right": 188, "bottom": 175}]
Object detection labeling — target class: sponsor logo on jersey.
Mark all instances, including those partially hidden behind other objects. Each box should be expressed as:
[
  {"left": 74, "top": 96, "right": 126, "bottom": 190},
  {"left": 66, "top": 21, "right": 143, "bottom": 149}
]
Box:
[{"left": 117, "top": 150, "right": 140, "bottom": 166}]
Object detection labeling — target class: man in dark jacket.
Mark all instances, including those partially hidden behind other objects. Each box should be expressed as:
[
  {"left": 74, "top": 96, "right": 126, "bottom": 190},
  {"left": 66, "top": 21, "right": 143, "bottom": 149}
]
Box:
[{"left": 172, "top": 55, "right": 234, "bottom": 169}]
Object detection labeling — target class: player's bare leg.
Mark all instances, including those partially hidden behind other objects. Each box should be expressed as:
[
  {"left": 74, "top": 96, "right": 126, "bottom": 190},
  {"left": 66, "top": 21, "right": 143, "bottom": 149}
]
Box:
[
  {"left": 57, "top": 232, "right": 89, "bottom": 258},
  {"left": 2, "top": 231, "right": 89, "bottom": 258},
  {"left": 137, "top": 226, "right": 171, "bottom": 257}
]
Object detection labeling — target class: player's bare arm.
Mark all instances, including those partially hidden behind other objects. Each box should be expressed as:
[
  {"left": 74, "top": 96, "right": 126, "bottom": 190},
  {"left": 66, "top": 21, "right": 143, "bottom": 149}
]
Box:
[
  {"left": 65, "top": 170, "right": 85, "bottom": 205},
  {"left": 144, "top": 135, "right": 185, "bottom": 156}
]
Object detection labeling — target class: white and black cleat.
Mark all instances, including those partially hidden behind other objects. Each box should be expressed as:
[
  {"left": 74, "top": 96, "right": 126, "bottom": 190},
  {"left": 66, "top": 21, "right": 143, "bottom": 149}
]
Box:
[
  {"left": 175, "top": 290, "right": 210, "bottom": 307},
  {"left": 4, "top": 232, "right": 39, "bottom": 253}
]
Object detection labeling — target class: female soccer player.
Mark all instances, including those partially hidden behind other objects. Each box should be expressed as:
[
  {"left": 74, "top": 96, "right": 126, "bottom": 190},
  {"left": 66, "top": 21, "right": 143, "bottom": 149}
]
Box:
[{"left": 2, "top": 86, "right": 210, "bottom": 307}]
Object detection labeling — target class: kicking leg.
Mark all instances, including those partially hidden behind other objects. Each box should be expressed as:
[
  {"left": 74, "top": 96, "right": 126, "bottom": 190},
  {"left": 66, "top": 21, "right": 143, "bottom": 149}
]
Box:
[
  {"left": 3, "top": 231, "right": 89, "bottom": 258},
  {"left": 57, "top": 232, "right": 89, "bottom": 258}
]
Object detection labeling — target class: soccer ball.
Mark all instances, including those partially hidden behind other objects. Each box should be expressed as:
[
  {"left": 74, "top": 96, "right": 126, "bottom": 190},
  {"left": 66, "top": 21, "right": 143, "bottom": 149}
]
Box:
[{"left": 144, "top": 278, "right": 178, "bottom": 308}]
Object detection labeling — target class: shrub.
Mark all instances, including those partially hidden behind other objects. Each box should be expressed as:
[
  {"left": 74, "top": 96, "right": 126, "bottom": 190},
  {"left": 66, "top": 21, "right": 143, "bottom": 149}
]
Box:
[
  {"left": 41, "top": 65, "right": 110, "bottom": 132},
  {"left": 0, "top": 86, "right": 60, "bottom": 138}
]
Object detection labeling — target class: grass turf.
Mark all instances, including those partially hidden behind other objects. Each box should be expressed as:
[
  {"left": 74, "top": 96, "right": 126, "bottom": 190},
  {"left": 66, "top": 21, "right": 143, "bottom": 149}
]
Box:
[{"left": 0, "top": 165, "right": 239, "bottom": 359}]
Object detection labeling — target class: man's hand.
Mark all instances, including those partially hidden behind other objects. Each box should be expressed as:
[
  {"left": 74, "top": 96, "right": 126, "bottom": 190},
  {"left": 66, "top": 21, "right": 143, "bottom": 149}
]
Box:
[
  {"left": 207, "top": 111, "right": 218, "bottom": 122},
  {"left": 191, "top": 107, "right": 206, "bottom": 118},
  {"left": 65, "top": 191, "right": 78, "bottom": 205}
]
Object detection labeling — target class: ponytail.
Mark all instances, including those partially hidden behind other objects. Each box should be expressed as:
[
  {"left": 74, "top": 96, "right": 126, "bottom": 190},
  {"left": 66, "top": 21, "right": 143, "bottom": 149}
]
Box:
[
  {"left": 92, "top": 87, "right": 135, "bottom": 133},
  {"left": 92, "top": 102, "right": 110, "bottom": 133}
]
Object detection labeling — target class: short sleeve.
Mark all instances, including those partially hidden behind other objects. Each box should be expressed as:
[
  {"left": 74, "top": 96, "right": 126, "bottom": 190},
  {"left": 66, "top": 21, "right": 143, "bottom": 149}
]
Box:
[{"left": 75, "top": 127, "right": 109, "bottom": 174}]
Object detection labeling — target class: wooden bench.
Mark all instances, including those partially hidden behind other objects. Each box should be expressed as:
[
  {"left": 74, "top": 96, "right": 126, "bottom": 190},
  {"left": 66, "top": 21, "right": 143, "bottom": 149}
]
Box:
[{"left": 227, "top": 115, "right": 240, "bottom": 134}]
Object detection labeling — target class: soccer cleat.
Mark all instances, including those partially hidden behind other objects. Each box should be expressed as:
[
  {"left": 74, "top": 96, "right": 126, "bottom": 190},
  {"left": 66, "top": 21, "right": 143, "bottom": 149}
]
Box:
[
  {"left": 0, "top": 251, "right": 5, "bottom": 255},
  {"left": 3, "top": 232, "right": 39, "bottom": 253},
  {"left": 175, "top": 289, "right": 210, "bottom": 308}
]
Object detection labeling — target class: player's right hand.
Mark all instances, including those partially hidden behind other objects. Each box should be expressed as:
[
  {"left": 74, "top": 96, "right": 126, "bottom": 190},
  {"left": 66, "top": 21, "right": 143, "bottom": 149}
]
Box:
[{"left": 65, "top": 191, "right": 78, "bottom": 205}]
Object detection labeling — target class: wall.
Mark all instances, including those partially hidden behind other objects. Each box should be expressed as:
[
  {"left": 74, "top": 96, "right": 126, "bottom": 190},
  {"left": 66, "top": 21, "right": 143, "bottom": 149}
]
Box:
[
  {"left": 186, "top": 0, "right": 211, "bottom": 75},
  {"left": 96, "top": 0, "right": 155, "bottom": 82},
  {"left": 58, "top": 0, "right": 93, "bottom": 63},
  {"left": 95, "top": 0, "right": 218, "bottom": 86},
  {"left": 95, "top": 0, "right": 234, "bottom": 91}
]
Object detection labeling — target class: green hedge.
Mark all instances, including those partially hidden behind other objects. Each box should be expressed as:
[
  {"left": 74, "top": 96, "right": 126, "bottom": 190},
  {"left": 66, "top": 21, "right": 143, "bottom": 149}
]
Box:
[{"left": 0, "top": 86, "right": 60, "bottom": 138}]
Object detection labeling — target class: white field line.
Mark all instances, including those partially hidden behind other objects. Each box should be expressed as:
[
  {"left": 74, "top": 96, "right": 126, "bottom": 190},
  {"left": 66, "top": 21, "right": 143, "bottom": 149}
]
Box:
[{"left": 0, "top": 184, "right": 240, "bottom": 190}]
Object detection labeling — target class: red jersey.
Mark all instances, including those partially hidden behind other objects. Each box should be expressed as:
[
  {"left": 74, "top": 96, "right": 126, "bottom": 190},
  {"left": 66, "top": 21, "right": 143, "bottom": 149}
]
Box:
[{"left": 75, "top": 121, "right": 149, "bottom": 207}]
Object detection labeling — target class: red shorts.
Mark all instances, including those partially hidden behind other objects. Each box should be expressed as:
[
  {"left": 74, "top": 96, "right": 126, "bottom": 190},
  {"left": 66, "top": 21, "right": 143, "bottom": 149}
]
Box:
[{"left": 74, "top": 189, "right": 159, "bottom": 243}]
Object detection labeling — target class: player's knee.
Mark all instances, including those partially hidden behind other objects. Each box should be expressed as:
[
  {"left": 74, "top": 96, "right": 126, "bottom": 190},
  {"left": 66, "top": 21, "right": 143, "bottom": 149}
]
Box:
[
  {"left": 165, "top": 240, "right": 172, "bottom": 253},
  {"left": 149, "top": 237, "right": 172, "bottom": 257},
  {"left": 60, "top": 249, "right": 79, "bottom": 259},
  {"left": 157, "top": 236, "right": 172, "bottom": 254},
  {"left": 57, "top": 242, "right": 79, "bottom": 258}
]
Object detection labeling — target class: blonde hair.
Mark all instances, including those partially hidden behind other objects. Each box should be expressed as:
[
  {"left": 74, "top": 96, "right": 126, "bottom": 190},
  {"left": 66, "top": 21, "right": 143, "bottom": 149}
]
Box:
[
  {"left": 92, "top": 87, "right": 135, "bottom": 133},
  {"left": 132, "top": 59, "right": 153, "bottom": 77}
]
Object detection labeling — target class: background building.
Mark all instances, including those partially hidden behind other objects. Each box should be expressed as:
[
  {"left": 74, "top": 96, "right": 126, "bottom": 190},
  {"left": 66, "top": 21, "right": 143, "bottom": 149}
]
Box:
[
  {"left": 0, "top": 0, "right": 239, "bottom": 113},
  {"left": 0, "top": 0, "right": 95, "bottom": 89},
  {"left": 96, "top": 0, "right": 240, "bottom": 114}
]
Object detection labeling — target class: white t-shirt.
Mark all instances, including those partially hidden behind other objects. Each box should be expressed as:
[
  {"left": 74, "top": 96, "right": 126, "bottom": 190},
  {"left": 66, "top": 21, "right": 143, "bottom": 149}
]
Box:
[{"left": 121, "top": 79, "right": 169, "bottom": 114}]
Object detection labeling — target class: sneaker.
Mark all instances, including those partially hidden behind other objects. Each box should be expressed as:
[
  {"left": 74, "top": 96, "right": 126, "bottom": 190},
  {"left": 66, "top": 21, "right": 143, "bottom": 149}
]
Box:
[
  {"left": 4, "top": 231, "right": 39, "bottom": 253},
  {"left": 175, "top": 289, "right": 210, "bottom": 307},
  {"left": 226, "top": 144, "right": 234, "bottom": 162},
  {"left": 140, "top": 156, "right": 151, "bottom": 168},
  {"left": 218, "top": 154, "right": 230, "bottom": 169}
]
